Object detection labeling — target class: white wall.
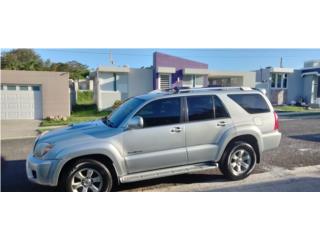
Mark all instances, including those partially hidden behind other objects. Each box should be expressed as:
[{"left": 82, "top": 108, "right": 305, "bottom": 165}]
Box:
[
  {"left": 98, "top": 91, "right": 121, "bottom": 111},
  {"left": 117, "top": 73, "right": 129, "bottom": 99},
  {"left": 96, "top": 72, "right": 123, "bottom": 110},
  {"left": 127, "top": 68, "right": 153, "bottom": 97},
  {"left": 99, "top": 72, "right": 115, "bottom": 91}
]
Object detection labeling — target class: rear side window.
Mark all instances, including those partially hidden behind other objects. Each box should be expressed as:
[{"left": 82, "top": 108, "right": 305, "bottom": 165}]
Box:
[
  {"left": 136, "top": 97, "right": 181, "bottom": 128},
  {"left": 228, "top": 94, "right": 270, "bottom": 114},
  {"left": 187, "top": 96, "right": 214, "bottom": 122}
]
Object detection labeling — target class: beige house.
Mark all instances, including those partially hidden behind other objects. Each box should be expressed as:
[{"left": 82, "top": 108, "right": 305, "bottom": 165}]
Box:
[{"left": 1, "top": 70, "right": 70, "bottom": 120}]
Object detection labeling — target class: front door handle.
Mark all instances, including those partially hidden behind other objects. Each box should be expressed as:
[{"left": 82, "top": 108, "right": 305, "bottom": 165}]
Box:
[
  {"left": 170, "top": 127, "right": 182, "bottom": 133},
  {"left": 217, "top": 121, "right": 226, "bottom": 127}
]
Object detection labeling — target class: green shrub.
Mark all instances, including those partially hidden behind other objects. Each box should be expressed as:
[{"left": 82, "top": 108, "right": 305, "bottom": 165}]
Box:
[{"left": 112, "top": 100, "right": 123, "bottom": 109}]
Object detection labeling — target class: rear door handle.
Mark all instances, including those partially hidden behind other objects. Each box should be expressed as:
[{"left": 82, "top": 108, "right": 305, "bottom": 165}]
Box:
[
  {"left": 170, "top": 127, "right": 182, "bottom": 133},
  {"left": 217, "top": 121, "right": 227, "bottom": 127}
]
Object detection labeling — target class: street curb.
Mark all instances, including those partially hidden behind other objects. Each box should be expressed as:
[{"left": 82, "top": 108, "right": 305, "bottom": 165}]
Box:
[
  {"left": 1, "top": 136, "right": 36, "bottom": 141},
  {"left": 277, "top": 111, "right": 320, "bottom": 117},
  {"left": 38, "top": 125, "right": 66, "bottom": 129}
]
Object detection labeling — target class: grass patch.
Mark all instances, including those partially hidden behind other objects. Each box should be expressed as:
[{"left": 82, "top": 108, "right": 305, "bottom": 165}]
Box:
[
  {"left": 77, "top": 91, "right": 94, "bottom": 104},
  {"left": 72, "top": 104, "right": 109, "bottom": 117},
  {"left": 40, "top": 104, "right": 110, "bottom": 127},
  {"left": 274, "top": 105, "right": 320, "bottom": 112}
]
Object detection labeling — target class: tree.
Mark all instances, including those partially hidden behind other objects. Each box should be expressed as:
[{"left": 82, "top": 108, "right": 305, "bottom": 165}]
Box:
[
  {"left": 1, "top": 49, "right": 44, "bottom": 71},
  {"left": 1, "top": 49, "right": 90, "bottom": 80},
  {"left": 50, "top": 61, "right": 89, "bottom": 80}
]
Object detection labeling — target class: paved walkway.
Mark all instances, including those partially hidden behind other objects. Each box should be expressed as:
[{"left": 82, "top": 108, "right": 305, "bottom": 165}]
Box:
[{"left": 1, "top": 120, "right": 40, "bottom": 140}]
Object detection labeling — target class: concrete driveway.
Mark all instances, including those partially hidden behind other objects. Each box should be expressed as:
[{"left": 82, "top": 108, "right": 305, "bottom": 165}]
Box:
[{"left": 1, "top": 120, "right": 40, "bottom": 140}]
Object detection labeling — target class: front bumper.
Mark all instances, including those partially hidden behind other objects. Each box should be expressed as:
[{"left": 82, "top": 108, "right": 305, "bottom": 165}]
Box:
[{"left": 26, "top": 153, "right": 59, "bottom": 187}]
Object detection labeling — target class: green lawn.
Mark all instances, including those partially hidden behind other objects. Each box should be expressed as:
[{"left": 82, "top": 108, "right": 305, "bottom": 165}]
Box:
[
  {"left": 77, "top": 91, "right": 94, "bottom": 104},
  {"left": 40, "top": 90, "right": 111, "bottom": 127},
  {"left": 274, "top": 105, "right": 320, "bottom": 112},
  {"left": 40, "top": 104, "right": 110, "bottom": 127}
]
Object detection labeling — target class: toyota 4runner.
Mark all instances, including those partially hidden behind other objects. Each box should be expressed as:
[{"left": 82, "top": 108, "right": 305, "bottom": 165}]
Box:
[{"left": 26, "top": 87, "right": 281, "bottom": 192}]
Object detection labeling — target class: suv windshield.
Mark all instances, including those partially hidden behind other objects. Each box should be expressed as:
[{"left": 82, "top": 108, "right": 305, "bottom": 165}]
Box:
[{"left": 104, "top": 97, "right": 145, "bottom": 128}]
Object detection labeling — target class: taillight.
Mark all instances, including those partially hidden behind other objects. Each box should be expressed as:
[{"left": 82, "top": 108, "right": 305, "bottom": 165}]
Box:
[{"left": 274, "top": 112, "right": 279, "bottom": 130}]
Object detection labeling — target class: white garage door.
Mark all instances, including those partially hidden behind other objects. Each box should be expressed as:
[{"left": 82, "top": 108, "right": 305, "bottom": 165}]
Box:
[{"left": 1, "top": 85, "right": 42, "bottom": 120}]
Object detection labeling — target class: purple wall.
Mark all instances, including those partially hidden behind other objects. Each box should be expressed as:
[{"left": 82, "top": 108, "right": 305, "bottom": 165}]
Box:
[{"left": 153, "top": 52, "right": 208, "bottom": 89}]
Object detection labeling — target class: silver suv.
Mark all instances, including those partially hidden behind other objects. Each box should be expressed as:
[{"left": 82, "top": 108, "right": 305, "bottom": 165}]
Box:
[{"left": 26, "top": 87, "right": 281, "bottom": 192}]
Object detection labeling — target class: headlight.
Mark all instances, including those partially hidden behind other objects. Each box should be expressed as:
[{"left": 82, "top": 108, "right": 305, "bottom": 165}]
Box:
[{"left": 34, "top": 142, "right": 54, "bottom": 159}]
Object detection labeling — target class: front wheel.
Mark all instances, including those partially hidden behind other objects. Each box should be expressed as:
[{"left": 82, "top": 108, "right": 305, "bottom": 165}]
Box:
[
  {"left": 62, "top": 159, "right": 114, "bottom": 192},
  {"left": 219, "top": 141, "right": 257, "bottom": 180}
]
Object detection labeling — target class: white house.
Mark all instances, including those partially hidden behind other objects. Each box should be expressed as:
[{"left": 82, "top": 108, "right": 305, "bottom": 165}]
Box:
[
  {"left": 91, "top": 52, "right": 256, "bottom": 110},
  {"left": 92, "top": 66, "right": 153, "bottom": 110}
]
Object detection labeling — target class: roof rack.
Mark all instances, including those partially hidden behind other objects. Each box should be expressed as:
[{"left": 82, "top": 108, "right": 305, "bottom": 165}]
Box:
[
  {"left": 149, "top": 86, "right": 254, "bottom": 95},
  {"left": 177, "top": 86, "right": 253, "bottom": 93}
]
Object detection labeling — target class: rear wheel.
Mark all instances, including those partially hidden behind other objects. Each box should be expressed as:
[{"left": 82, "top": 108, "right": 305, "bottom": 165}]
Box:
[
  {"left": 219, "top": 141, "right": 257, "bottom": 180},
  {"left": 61, "top": 159, "right": 113, "bottom": 192}
]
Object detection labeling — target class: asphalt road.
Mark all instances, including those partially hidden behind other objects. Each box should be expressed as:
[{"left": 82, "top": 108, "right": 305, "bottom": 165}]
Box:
[{"left": 1, "top": 115, "right": 320, "bottom": 192}]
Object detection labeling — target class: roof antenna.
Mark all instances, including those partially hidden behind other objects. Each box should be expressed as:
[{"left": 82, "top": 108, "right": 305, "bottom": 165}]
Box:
[
  {"left": 280, "top": 57, "right": 283, "bottom": 68},
  {"left": 109, "top": 50, "right": 115, "bottom": 65}
]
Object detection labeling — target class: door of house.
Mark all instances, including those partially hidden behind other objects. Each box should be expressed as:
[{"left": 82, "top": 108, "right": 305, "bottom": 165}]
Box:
[{"left": 311, "top": 76, "right": 319, "bottom": 104}]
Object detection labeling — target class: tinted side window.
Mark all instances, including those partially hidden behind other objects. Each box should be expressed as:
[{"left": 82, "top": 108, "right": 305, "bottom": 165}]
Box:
[
  {"left": 228, "top": 94, "right": 270, "bottom": 114},
  {"left": 187, "top": 96, "right": 214, "bottom": 122},
  {"left": 214, "top": 96, "right": 229, "bottom": 118},
  {"left": 136, "top": 97, "right": 181, "bottom": 128}
]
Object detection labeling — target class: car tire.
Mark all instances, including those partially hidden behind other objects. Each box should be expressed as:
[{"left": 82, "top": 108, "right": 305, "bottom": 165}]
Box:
[
  {"left": 219, "top": 141, "right": 257, "bottom": 181},
  {"left": 61, "top": 159, "right": 114, "bottom": 192}
]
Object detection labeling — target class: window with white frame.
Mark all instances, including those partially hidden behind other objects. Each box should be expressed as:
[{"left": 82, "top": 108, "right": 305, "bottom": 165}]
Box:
[
  {"left": 194, "top": 75, "right": 204, "bottom": 87},
  {"left": 183, "top": 75, "right": 204, "bottom": 88},
  {"left": 159, "top": 74, "right": 171, "bottom": 89},
  {"left": 271, "top": 73, "right": 288, "bottom": 89},
  {"left": 183, "top": 75, "right": 193, "bottom": 88}
]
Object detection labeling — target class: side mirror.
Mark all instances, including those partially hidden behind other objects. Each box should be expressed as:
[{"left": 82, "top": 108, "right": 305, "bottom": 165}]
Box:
[{"left": 127, "top": 116, "right": 144, "bottom": 130}]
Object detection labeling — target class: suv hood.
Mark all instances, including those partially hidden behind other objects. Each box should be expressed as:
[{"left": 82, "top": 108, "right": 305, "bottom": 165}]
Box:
[{"left": 38, "top": 120, "right": 120, "bottom": 146}]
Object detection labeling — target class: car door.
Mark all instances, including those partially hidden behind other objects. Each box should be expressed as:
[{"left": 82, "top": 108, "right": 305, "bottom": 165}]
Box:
[
  {"left": 185, "top": 95, "right": 232, "bottom": 164},
  {"left": 122, "top": 97, "right": 187, "bottom": 173}
]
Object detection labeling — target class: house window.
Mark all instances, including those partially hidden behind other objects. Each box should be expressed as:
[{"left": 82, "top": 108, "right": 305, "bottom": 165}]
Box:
[
  {"left": 195, "top": 75, "right": 204, "bottom": 87},
  {"left": 113, "top": 73, "right": 117, "bottom": 91},
  {"left": 183, "top": 75, "right": 204, "bottom": 88},
  {"left": 32, "top": 86, "right": 40, "bottom": 91},
  {"left": 19, "top": 85, "right": 29, "bottom": 91},
  {"left": 183, "top": 75, "right": 194, "bottom": 87},
  {"left": 276, "top": 74, "right": 282, "bottom": 88},
  {"left": 271, "top": 73, "right": 288, "bottom": 89},
  {"left": 159, "top": 74, "right": 171, "bottom": 90},
  {"left": 282, "top": 74, "right": 287, "bottom": 88},
  {"left": 271, "top": 74, "right": 276, "bottom": 88},
  {"left": 7, "top": 85, "right": 17, "bottom": 91}
]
